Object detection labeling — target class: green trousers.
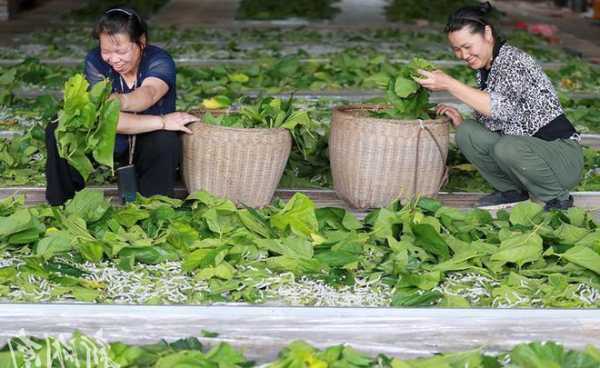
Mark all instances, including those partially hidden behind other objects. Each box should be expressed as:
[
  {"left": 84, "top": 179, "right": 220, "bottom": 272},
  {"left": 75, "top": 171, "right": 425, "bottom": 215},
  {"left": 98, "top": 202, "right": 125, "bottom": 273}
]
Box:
[{"left": 455, "top": 120, "right": 584, "bottom": 202}]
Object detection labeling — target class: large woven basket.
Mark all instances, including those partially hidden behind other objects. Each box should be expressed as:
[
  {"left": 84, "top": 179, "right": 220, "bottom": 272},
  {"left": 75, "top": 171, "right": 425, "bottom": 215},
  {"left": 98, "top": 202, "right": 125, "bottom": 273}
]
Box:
[
  {"left": 330, "top": 104, "right": 449, "bottom": 209},
  {"left": 182, "top": 116, "right": 292, "bottom": 208}
]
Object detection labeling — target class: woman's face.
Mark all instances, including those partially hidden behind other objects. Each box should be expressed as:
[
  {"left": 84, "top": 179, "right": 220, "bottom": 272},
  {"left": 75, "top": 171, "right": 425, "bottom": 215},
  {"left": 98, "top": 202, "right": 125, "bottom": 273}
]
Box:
[
  {"left": 448, "top": 25, "right": 494, "bottom": 70},
  {"left": 99, "top": 32, "right": 144, "bottom": 76}
]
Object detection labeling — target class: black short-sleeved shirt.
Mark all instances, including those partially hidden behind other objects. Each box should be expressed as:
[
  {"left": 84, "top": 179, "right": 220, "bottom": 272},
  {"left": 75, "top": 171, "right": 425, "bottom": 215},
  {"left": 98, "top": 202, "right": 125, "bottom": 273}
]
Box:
[{"left": 84, "top": 45, "right": 176, "bottom": 154}]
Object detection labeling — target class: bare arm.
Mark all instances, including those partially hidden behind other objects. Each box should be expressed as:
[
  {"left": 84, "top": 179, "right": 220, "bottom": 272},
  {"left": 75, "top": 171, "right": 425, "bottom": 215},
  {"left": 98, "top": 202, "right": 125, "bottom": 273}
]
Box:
[
  {"left": 116, "top": 111, "right": 200, "bottom": 135},
  {"left": 415, "top": 69, "right": 492, "bottom": 117},
  {"left": 116, "top": 112, "right": 163, "bottom": 134},
  {"left": 445, "top": 77, "right": 491, "bottom": 117},
  {"left": 113, "top": 77, "right": 169, "bottom": 113}
]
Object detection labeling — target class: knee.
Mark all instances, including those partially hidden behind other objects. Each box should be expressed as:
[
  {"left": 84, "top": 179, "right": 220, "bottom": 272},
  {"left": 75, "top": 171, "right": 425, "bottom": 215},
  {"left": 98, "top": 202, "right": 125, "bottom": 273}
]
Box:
[
  {"left": 146, "top": 131, "right": 181, "bottom": 158},
  {"left": 493, "top": 137, "right": 522, "bottom": 166},
  {"left": 136, "top": 130, "right": 182, "bottom": 169},
  {"left": 454, "top": 120, "right": 477, "bottom": 151}
]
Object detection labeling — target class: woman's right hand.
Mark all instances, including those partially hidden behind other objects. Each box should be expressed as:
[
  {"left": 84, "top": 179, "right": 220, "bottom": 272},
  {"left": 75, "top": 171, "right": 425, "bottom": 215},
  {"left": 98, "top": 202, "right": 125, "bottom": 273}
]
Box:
[
  {"left": 162, "top": 112, "right": 200, "bottom": 134},
  {"left": 436, "top": 104, "right": 463, "bottom": 128}
]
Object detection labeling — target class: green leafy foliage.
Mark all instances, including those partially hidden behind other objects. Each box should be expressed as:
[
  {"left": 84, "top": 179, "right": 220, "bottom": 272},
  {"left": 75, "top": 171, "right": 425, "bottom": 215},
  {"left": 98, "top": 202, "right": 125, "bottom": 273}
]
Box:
[
  {"left": 203, "top": 96, "right": 311, "bottom": 130},
  {"left": 562, "top": 97, "right": 600, "bottom": 133},
  {"left": 446, "top": 64, "right": 477, "bottom": 86},
  {"left": 0, "top": 45, "right": 592, "bottom": 111},
  {"left": 509, "top": 30, "right": 570, "bottom": 62},
  {"left": 55, "top": 74, "right": 120, "bottom": 181},
  {"left": 0, "top": 125, "right": 46, "bottom": 186},
  {"left": 578, "top": 148, "right": 600, "bottom": 191},
  {"left": 0, "top": 124, "right": 116, "bottom": 187},
  {"left": 0, "top": 190, "right": 599, "bottom": 307},
  {"left": 68, "top": 0, "right": 169, "bottom": 20},
  {"left": 236, "top": 0, "right": 341, "bottom": 20},
  {"left": 385, "top": 0, "right": 483, "bottom": 23},
  {"left": 1, "top": 334, "right": 599, "bottom": 368},
  {"left": 508, "top": 341, "right": 600, "bottom": 368},
  {"left": 547, "top": 59, "right": 600, "bottom": 93},
  {"left": 370, "top": 58, "right": 436, "bottom": 120},
  {"left": 1, "top": 57, "right": 76, "bottom": 89},
  {"left": 0, "top": 27, "right": 585, "bottom": 99},
  {"left": 0, "top": 27, "right": 573, "bottom": 63},
  {"left": 0, "top": 68, "right": 17, "bottom": 105}
]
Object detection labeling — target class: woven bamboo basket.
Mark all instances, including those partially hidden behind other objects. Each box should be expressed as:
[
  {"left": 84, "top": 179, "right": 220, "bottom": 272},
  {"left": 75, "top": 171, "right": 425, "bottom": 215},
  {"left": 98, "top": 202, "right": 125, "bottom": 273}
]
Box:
[
  {"left": 330, "top": 104, "right": 449, "bottom": 209},
  {"left": 182, "top": 113, "right": 292, "bottom": 208}
]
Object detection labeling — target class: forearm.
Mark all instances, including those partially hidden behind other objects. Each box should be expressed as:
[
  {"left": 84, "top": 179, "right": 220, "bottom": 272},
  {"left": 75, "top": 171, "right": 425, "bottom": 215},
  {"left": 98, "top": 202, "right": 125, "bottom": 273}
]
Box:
[
  {"left": 116, "top": 112, "right": 164, "bottom": 134},
  {"left": 447, "top": 79, "right": 492, "bottom": 117},
  {"left": 116, "top": 86, "right": 162, "bottom": 113}
]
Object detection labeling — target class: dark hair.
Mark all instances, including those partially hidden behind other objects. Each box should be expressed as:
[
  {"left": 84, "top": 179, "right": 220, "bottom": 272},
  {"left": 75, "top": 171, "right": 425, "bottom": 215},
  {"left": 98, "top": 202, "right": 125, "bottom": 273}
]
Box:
[
  {"left": 444, "top": 1, "right": 500, "bottom": 42},
  {"left": 92, "top": 6, "right": 148, "bottom": 48}
]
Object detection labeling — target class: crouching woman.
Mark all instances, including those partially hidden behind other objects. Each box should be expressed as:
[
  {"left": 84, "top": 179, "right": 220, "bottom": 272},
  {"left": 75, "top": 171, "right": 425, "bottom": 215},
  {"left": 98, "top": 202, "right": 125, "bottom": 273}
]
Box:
[{"left": 415, "top": 2, "right": 583, "bottom": 210}]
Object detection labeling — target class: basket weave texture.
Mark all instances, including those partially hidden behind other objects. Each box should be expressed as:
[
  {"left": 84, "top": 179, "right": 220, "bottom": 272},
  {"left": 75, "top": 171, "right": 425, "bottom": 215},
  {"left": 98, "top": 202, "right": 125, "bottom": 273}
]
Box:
[
  {"left": 182, "top": 120, "right": 292, "bottom": 208},
  {"left": 330, "top": 104, "right": 449, "bottom": 209}
]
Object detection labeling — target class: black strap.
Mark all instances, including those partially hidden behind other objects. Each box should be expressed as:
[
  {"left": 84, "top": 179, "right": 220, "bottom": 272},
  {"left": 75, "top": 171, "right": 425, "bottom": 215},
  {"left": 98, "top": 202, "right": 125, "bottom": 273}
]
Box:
[{"left": 533, "top": 114, "right": 577, "bottom": 141}]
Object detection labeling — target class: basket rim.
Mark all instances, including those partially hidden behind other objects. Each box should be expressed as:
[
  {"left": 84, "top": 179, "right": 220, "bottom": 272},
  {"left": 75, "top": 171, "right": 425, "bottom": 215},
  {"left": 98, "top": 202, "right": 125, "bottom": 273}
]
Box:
[
  {"left": 189, "top": 109, "right": 290, "bottom": 134},
  {"left": 333, "top": 103, "right": 451, "bottom": 126},
  {"left": 189, "top": 108, "right": 232, "bottom": 116},
  {"left": 187, "top": 121, "right": 291, "bottom": 135}
]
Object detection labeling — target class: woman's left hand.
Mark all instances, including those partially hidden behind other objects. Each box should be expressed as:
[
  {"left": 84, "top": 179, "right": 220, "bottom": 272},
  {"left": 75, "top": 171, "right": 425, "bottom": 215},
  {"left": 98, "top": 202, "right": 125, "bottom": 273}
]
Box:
[
  {"left": 414, "top": 69, "right": 454, "bottom": 92},
  {"left": 436, "top": 104, "right": 463, "bottom": 128},
  {"left": 163, "top": 112, "right": 201, "bottom": 134}
]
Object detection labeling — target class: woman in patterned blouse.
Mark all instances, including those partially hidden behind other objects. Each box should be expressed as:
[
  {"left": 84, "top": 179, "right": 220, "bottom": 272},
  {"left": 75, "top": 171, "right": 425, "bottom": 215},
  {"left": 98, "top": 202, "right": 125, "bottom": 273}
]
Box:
[{"left": 415, "top": 2, "right": 583, "bottom": 210}]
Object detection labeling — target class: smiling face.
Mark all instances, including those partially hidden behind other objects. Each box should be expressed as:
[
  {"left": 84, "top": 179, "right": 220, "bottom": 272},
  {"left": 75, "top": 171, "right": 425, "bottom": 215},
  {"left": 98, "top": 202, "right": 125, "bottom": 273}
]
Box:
[
  {"left": 99, "top": 32, "right": 145, "bottom": 76},
  {"left": 448, "top": 25, "right": 495, "bottom": 70}
]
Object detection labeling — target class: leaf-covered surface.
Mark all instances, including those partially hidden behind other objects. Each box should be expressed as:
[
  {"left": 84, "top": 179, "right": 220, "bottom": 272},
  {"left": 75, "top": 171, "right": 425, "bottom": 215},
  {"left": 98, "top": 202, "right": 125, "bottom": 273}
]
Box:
[
  {"left": 0, "top": 28, "right": 592, "bottom": 111},
  {"left": 1, "top": 190, "right": 600, "bottom": 307},
  {"left": 385, "top": 0, "right": 482, "bottom": 23},
  {"left": 236, "top": 0, "right": 341, "bottom": 20},
  {"left": 562, "top": 97, "right": 600, "bottom": 134},
  {"left": 68, "top": 0, "right": 169, "bottom": 21},
  {"left": 0, "top": 333, "right": 599, "bottom": 368},
  {"left": 0, "top": 28, "right": 569, "bottom": 64},
  {"left": 548, "top": 60, "right": 600, "bottom": 94}
]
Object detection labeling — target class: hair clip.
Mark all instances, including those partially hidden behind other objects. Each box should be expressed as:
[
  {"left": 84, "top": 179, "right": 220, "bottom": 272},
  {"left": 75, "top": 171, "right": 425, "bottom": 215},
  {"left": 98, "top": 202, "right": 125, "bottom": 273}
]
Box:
[
  {"left": 458, "top": 16, "right": 487, "bottom": 26},
  {"left": 105, "top": 8, "right": 133, "bottom": 16},
  {"left": 105, "top": 7, "right": 142, "bottom": 23}
]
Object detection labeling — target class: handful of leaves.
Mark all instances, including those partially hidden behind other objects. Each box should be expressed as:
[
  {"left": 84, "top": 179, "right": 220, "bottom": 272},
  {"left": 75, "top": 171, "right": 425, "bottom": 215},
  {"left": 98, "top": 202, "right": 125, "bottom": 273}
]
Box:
[
  {"left": 55, "top": 74, "right": 120, "bottom": 181},
  {"left": 371, "top": 58, "right": 437, "bottom": 120}
]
